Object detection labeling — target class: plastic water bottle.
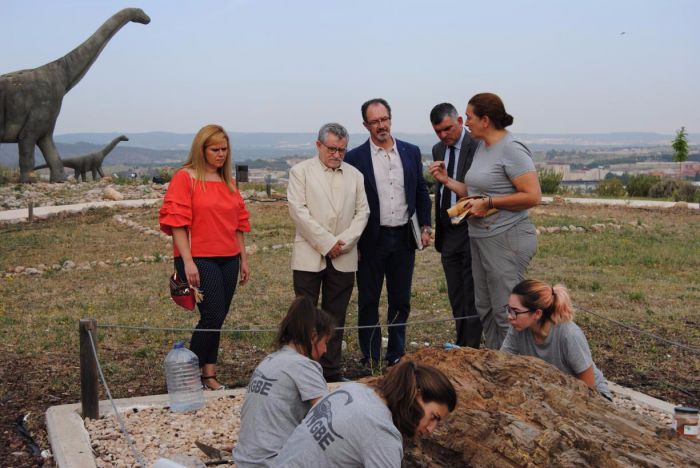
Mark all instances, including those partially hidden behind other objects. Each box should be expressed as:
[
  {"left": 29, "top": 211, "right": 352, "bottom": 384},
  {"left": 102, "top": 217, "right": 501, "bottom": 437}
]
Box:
[{"left": 165, "top": 341, "right": 204, "bottom": 412}]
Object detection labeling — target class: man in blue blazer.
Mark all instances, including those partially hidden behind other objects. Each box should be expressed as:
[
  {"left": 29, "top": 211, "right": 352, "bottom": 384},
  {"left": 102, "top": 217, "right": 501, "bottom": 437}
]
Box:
[{"left": 344, "top": 98, "right": 432, "bottom": 368}]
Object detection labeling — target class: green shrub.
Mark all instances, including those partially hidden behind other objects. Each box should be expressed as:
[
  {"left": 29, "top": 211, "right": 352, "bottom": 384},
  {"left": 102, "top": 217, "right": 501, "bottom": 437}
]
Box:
[
  {"left": 672, "top": 181, "right": 699, "bottom": 203},
  {"left": 423, "top": 170, "right": 437, "bottom": 195},
  {"left": 158, "top": 168, "right": 175, "bottom": 183},
  {"left": 649, "top": 179, "right": 681, "bottom": 199},
  {"left": 626, "top": 174, "right": 660, "bottom": 197},
  {"left": 595, "top": 178, "right": 626, "bottom": 197},
  {"left": 538, "top": 168, "right": 563, "bottom": 194},
  {"left": 0, "top": 166, "right": 13, "bottom": 185}
]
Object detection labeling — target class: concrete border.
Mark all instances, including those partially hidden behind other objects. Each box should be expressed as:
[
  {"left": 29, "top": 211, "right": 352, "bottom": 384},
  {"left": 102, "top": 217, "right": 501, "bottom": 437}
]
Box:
[
  {"left": 46, "top": 389, "right": 246, "bottom": 468},
  {"left": 541, "top": 196, "right": 699, "bottom": 210},
  {"left": 0, "top": 199, "right": 161, "bottom": 222},
  {"left": 608, "top": 381, "right": 676, "bottom": 414}
]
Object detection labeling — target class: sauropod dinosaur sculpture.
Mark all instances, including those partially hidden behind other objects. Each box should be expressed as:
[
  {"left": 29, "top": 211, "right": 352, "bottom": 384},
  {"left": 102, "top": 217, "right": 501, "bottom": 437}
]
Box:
[
  {"left": 35, "top": 135, "right": 129, "bottom": 182},
  {"left": 0, "top": 8, "right": 150, "bottom": 183}
]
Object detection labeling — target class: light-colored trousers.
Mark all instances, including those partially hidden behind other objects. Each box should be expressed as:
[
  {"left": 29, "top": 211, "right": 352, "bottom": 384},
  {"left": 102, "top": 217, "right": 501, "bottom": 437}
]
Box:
[{"left": 470, "top": 219, "right": 537, "bottom": 349}]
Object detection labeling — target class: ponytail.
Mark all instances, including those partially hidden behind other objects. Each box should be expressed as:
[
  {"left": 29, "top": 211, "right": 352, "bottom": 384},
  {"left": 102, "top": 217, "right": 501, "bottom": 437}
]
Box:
[
  {"left": 374, "top": 361, "right": 456, "bottom": 438},
  {"left": 274, "top": 296, "right": 335, "bottom": 358},
  {"left": 512, "top": 279, "right": 574, "bottom": 325}
]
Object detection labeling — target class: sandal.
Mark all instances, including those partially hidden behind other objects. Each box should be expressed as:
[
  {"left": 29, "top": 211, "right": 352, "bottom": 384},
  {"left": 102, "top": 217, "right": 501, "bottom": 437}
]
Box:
[{"left": 201, "top": 375, "right": 226, "bottom": 391}]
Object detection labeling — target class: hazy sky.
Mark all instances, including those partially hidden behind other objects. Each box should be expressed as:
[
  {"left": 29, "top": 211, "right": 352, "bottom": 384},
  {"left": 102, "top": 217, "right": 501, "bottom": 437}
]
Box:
[{"left": 2, "top": 0, "right": 698, "bottom": 135}]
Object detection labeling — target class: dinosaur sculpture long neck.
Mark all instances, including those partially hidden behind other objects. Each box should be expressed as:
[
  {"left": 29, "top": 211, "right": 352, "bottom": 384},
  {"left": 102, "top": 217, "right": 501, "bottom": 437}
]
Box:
[
  {"left": 44, "top": 9, "right": 147, "bottom": 92},
  {"left": 98, "top": 137, "right": 125, "bottom": 162}
]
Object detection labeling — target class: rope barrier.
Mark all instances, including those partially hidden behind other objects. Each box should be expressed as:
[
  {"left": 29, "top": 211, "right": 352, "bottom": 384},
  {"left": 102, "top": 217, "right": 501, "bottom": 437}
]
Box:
[
  {"left": 87, "top": 329, "right": 148, "bottom": 467},
  {"left": 575, "top": 305, "right": 700, "bottom": 355},
  {"left": 98, "top": 304, "right": 700, "bottom": 355},
  {"left": 99, "top": 314, "right": 482, "bottom": 334}
]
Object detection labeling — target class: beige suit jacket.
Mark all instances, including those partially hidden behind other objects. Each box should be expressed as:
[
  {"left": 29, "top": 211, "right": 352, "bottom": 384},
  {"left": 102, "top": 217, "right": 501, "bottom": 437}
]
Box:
[{"left": 288, "top": 156, "right": 370, "bottom": 273}]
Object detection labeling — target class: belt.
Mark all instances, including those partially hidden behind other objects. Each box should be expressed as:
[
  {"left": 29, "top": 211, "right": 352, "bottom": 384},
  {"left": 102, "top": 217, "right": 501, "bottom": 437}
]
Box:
[{"left": 380, "top": 224, "right": 408, "bottom": 231}]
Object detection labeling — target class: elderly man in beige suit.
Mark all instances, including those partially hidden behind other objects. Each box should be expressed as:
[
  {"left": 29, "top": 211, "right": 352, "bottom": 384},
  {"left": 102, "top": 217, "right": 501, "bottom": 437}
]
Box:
[{"left": 288, "top": 122, "right": 370, "bottom": 382}]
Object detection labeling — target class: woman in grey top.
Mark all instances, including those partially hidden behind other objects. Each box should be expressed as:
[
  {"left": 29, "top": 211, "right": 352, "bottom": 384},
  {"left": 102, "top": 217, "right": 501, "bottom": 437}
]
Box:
[
  {"left": 273, "top": 360, "right": 457, "bottom": 467},
  {"left": 430, "top": 93, "right": 541, "bottom": 349},
  {"left": 501, "top": 279, "right": 612, "bottom": 400},
  {"left": 234, "top": 296, "right": 335, "bottom": 467}
]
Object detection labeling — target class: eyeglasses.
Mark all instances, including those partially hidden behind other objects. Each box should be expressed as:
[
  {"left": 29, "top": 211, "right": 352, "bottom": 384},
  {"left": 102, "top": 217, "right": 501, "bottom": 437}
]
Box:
[
  {"left": 320, "top": 142, "right": 347, "bottom": 155},
  {"left": 506, "top": 304, "right": 532, "bottom": 318},
  {"left": 365, "top": 116, "right": 391, "bottom": 127}
]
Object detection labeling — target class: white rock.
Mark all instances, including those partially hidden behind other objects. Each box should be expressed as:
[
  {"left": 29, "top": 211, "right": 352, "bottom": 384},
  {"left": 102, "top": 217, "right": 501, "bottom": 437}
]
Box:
[{"left": 102, "top": 187, "right": 124, "bottom": 201}]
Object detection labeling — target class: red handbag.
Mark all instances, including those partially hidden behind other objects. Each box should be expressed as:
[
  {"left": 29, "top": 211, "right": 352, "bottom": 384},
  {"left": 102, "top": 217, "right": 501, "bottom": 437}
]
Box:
[{"left": 169, "top": 272, "right": 203, "bottom": 311}]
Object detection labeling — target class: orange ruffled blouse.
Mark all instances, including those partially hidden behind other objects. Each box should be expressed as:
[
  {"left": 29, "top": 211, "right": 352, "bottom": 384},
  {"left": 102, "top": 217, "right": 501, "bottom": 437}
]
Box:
[{"left": 159, "top": 170, "right": 251, "bottom": 258}]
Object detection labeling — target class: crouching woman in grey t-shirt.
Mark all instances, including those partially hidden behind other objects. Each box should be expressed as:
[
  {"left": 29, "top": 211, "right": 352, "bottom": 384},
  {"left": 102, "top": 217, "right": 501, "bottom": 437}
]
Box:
[
  {"left": 234, "top": 296, "right": 335, "bottom": 467},
  {"left": 500, "top": 279, "right": 612, "bottom": 400},
  {"left": 272, "top": 361, "right": 457, "bottom": 467},
  {"left": 430, "top": 93, "right": 542, "bottom": 350}
]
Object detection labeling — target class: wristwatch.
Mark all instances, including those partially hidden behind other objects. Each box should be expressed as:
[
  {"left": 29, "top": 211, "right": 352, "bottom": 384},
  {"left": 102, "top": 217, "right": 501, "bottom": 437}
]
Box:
[{"left": 421, "top": 226, "right": 433, "bottom": 235}]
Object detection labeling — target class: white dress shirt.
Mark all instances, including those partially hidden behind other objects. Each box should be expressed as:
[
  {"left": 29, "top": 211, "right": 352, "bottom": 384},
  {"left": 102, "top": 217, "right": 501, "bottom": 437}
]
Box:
[{"left": 370, "top": 138, "right": 408, "bottom": 227}]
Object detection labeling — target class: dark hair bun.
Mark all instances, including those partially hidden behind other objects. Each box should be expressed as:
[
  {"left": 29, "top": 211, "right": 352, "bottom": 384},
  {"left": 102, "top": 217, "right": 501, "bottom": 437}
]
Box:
[{"left": 502, "top": 113, "right": 514, "bottom": 128}]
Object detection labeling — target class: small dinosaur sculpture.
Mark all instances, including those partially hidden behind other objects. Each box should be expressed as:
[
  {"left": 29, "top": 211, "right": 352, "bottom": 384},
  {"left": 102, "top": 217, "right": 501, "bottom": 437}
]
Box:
[
  {"left": 35, "top": 135, "right": 128, "bottom": 182},
  {"left": 0, "top": 8, "right": 150, "bottom": 183}
]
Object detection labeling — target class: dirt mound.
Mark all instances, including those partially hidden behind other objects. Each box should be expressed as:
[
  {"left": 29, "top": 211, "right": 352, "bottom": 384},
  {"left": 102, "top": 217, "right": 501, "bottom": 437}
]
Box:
[{"left": 404, "top": 348, "right": 698, "bottom": 467}]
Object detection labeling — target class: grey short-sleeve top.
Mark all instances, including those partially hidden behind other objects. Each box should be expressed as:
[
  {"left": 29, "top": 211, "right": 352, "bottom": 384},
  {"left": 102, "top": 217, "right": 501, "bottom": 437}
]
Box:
[
  {"left": 464, "top": 131, "right": 536, "bottom": 237},
  {"left": 234, "top": 345, "right": 329, "bottom": 467},
  {"left": 501, "top": 321, "right": 611, "bottom": 399},
  {"left": 273, "top": 383, "right": 403, "bottom": 467}
]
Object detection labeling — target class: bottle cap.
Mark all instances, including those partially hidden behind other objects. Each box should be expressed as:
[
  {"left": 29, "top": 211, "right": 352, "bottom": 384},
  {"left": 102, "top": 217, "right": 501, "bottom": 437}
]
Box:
[
  {"left": 173, "top": 341, "right": 185, "bottom": 349},
  {"left": 674, "top": 406, "right": 698, "bottom": 414}
]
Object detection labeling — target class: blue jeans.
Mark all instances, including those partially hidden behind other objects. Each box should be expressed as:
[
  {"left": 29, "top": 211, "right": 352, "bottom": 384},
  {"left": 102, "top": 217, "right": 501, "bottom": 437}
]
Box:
[{"left": 356, "top": 226, "right": 415, "bottom": 364}]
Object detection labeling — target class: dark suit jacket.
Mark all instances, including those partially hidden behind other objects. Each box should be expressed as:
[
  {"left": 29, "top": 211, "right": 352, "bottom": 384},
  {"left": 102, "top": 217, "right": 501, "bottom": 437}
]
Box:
[
  {"left": 345, "top": 138, "right": 431, "bottom": 257},
  {"left": 432, "top": 129, "right": 478, "bottom": 254}
]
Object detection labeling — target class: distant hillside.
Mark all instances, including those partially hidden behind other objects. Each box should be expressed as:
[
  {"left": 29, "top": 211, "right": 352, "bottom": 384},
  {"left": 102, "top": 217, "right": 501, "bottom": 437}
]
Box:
[{"left": 1, "top": 131, "right": 697, "bottom": 168}]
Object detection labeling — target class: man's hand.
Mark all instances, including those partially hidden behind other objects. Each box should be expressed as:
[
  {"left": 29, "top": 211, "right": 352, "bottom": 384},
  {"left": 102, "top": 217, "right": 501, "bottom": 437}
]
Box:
[
  {"left": 429, "top": 161, "right": 448, "bottom": 184},
  {"left": 327, "top": 240, "right": 346, "bottom": 258},
  {"left": 421, "top": 231, "right": 431, "bottom": 248}
]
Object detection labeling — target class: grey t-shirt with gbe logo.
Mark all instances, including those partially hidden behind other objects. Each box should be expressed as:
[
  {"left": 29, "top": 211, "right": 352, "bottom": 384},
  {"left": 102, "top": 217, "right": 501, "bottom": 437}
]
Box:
[
  {"left": 234, "top": 345, "right": 329, "bottom": 467},
  {"left": 273, "top": 383, "right": 403, "bottom": 468}
]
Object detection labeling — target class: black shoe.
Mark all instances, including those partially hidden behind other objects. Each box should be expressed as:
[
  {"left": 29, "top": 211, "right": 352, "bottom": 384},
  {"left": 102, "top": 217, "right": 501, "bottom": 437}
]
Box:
[
  {"left": 360, "top": 357, "right": 379, "bottom": 368},
  {"left": 325, "top": 375, "right": 352, "bottom": 383},
  {"left": 385, "top": 357, "right": 402, "bottom": 368}
]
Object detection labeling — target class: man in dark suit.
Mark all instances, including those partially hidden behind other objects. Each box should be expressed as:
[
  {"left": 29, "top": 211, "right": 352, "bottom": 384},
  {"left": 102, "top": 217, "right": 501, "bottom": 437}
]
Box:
[
  {"left": 430, "top": 102, "right": 482, "bottom": 348},
  {"left": 344, "top": 98, "right": 432, "bottom": 368}
]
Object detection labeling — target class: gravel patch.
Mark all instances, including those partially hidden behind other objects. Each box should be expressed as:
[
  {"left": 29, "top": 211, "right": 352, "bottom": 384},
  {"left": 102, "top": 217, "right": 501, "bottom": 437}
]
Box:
[{"left": 86, "top": 394, "right": 243, "bottom": 467}]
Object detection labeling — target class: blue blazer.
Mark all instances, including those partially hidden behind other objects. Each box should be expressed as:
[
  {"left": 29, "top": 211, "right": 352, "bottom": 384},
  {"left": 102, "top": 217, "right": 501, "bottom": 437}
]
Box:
[{"left": 345, "top": 138, "right": 431, "bottom": 256}]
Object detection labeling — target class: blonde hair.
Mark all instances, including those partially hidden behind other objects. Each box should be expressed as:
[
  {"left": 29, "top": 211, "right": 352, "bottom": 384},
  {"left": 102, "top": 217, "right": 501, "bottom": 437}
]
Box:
[
  {"left": 512, "top": 279, "right": 574, "bottom": 325},
  {"left": 182, "top": 124, "right": 235, "bottom": 192}
]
